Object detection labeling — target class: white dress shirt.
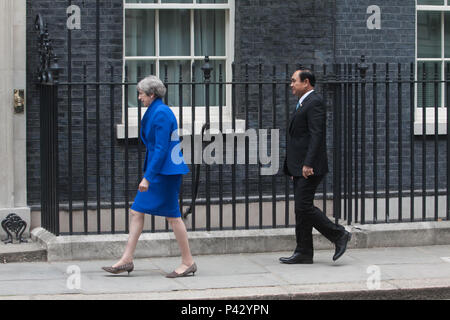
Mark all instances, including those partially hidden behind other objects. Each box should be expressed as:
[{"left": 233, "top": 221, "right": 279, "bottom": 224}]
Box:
[{"left": 296, "top": 89, "right": 315, "bottom": 110}]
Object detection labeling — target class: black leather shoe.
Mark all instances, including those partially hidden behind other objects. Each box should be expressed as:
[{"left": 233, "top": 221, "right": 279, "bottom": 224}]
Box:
[
  {"left": 279, "top": 253, "right": 313, "bottom": 264},
  {"left": 333, "top": 231, "right": 351, "bottom": 261}
]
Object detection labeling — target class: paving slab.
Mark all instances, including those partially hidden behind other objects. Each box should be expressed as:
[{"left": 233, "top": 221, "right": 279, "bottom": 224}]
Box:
[
  {"left": 380, "top": 263, "right": 450, "bottom": 280},
  {"left": 346, "top": 247, "right": 443, "bottom": 265},
  {"left": 275, "top": 265, "right": 371, "bottom": 285},
  {"left": 0, "top": 262, "right": 63, "bottom": 281},
  {"left": 158, "top": 254, "right": 269, "bottom": 277},
  {"left": 0, "top": 279, "right": 70, "bottom": 296},
  {"left": 416, "top": 245, "right": 450, "bottom": 257},
  {"left": 174, "top": 273, "right": 285, "bottom": 291},
  {"left": 0, "top": 245, "right": 450, "bottom": 299},
  {"left": 79, "top": 273, "right": 186, "bottom": 294}
]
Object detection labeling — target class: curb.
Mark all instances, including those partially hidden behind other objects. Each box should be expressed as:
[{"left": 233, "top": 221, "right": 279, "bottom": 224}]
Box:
[
  {"left": 2, "top": 281, "right": 450, "bottom": 300},
  {"left": 31, "top": 221, "right": 450, "bottom": 262}
]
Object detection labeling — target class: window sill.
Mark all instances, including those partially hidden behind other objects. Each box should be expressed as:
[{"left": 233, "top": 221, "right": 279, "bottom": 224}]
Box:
[
  {"left": 414, "top": 108, "right": 448, "bottom": 135},
  {"left": 116, "top": 106, "right": 246, "bottom": 139},
  {"left": 414, "top": 121, "right": 448, "bottom": 135}
]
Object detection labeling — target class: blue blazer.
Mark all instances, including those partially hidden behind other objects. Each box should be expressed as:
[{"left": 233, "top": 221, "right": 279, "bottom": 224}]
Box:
[{"left": 141, "top": 98, "right": 189, "bottom": 182}]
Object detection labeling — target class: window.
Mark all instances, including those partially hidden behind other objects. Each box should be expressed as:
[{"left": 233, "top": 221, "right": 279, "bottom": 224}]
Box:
[
  {"left": 119, "top": 0, "right": 239, "bottom": 138},
  {"left": 416, "top": 0, "right": 449, "bottom": 134}
]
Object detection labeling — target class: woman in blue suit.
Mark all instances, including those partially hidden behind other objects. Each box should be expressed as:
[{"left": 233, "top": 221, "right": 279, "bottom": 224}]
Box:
[{"left": 103, "top": 76, "right": 196, "bottom": 278}]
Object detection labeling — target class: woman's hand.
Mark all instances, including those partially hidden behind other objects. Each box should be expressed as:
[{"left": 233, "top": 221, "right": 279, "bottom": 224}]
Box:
[{"left": 139, "top": 178, "right": 149, "bottom": 192}]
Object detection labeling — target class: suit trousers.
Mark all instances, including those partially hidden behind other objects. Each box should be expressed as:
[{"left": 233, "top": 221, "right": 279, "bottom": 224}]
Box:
[{"left": 293, "top": 175, "right": 345, "bottom": 257}]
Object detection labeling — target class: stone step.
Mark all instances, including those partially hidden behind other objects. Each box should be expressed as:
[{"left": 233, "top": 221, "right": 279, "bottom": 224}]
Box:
[{"left": 0, "top": 240, "right": 47, "bottom": 263}]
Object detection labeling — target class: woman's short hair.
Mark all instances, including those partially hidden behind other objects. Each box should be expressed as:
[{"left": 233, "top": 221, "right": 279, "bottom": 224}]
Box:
[{"left": 137, "top": 75, "right": 167, "bottom": 98}]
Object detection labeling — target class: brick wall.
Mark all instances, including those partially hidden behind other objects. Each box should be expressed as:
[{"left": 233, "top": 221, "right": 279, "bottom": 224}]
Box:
[
  {"left": 26, "top": 0, "right": 447, "bottom": 210},
  {"left": 27, "top": 0, "right": 126, "bottom": 206},
  {"left": 335, "top": 0, "right": 415, "bottom": 63},
  {"left": 334, "top": 0, "right": 447, "bottom": 193}
]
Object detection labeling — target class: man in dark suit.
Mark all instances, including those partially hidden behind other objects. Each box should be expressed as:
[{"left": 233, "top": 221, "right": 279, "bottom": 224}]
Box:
[{"left": 280, "top": 68, "right": 351, "bottom": 264}]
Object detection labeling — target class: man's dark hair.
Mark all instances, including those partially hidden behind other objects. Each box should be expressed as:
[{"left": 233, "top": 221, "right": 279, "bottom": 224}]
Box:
[{"left": 297, "top": 68, "right": 316, "bottom": 87}]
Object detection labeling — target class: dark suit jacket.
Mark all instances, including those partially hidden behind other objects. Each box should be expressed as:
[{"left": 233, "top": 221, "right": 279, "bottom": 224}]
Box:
[{"left": 283, "top": 91, "right": 329, "bottom": 177}]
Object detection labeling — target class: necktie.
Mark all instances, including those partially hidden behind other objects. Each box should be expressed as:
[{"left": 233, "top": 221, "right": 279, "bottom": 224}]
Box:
[{"left": 296, "top": 100, "right": 301, "bottom": 110}]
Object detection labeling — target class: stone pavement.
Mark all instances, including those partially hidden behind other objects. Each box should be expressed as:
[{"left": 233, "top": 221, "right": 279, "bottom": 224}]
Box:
[{"left": 1, "top": 245, "right": 450, "bottom": 300}]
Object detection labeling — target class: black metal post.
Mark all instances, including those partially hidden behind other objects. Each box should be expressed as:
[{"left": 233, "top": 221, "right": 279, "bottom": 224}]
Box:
[
  {"left": 232, "top": 62, "right": 237, "bottom": 230},
  {"left": 83, "top": 64, "right": 88, "bottom": 234},
  {"left": 343, "top": 64, "right": 348, "bottom": 222},
  {"left": 410, "top": 63, "right": 415, "bottom": 222},
  {"left": 333, "top": 64, "right": 342, "bottom": 223},
  {"left": 358, "top": 56, "right": 368, "bottom": 224},
  {"left": 164, "top": 64, "right": 168, "bottom": 231},
  {"left": 347, "top": 64, "right": 353, "bottom": 226},
  {"left": 36, "top": 15, "right": 62, "bottom": 235},
  {"left": 245, "top": 64, "right": 250, "bottom": 229},
  {"left": 398, "top": 63, "right": 403, "bottom": 222},
  {"left": 124, "top": 66, "right": 130, "bottom": 233},
  {"left": 110, "top": 64, "right": 116, "bottom": 233},
  {"left": 96, "top": 0, "right": 101, "bottom": 233},
  {"left": 373, "top": 63, "right": 378, "bottom": 224},
  {"left": 67, "top": 0, "right": 73, "bottom": 234},
  {"left": 272, "top": 65, "right": 277, "bottom": 228},
  {"left": 202, "top": 57, "right": 212, "bottom": 231},
  {"left": 447, "top": 62, "right": 450, "bottom": 221},
  {"left": 434, "top": 62, "right": 439, "bottom": 221},
  {"left": 285, "top": 64, "right": 290, "bottom": 227},
  {"left": 385, "top": 63, "right": 390, "bottom": 223},
  {"left": 354, "top": 63, "right": 359, "bottom": 223},
  {"left": 138, "top": 65, "right": 143, "bottom": 182},
  {"left": 191, "top": 63, "right": 196, "bottom": 231},
  {"left": 179, "top": 64, "right": 184, "bottom": 218},
  {"left": 219, "top": 63, "right": 224, "bottom": 230},
  {"left": 322, "top": 64, "right": 328, "bottom": 218},
  {"left": 258, "top": 64, "right": 263, "bottom": 228},
  {"left": 422, "top": 63, "right": 427, "bottom": 221}
]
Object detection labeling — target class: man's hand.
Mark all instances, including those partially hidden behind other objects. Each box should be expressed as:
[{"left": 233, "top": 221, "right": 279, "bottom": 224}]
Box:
[
  {"left": 139, "top": 177, "right": 149, "bottom": 192},
  {"left": 302, "top": 165, "right": 314, "bottom": 179}
]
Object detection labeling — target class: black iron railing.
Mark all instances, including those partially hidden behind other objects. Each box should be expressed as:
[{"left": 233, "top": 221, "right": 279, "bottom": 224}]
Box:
[{"left": 36, "top": 17, "right": 450, "bottom": 236}]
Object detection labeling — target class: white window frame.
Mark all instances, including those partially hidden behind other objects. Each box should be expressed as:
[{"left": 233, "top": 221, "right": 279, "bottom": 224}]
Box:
[
  {"left": 415, "top": 0, "right": 449, "bottom": 135},
  {"left": 118, "top": 0, "right": 244, "bottom": 139}
]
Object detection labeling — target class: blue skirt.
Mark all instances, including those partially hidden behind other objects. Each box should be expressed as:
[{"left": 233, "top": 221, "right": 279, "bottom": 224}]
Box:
[{"left": 131, "top": 174, "right": 182, "bottom": 218}]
